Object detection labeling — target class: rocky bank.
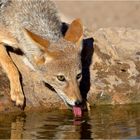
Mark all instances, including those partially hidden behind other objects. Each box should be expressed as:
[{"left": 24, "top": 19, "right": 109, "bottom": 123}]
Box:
[{"left": 0, "top": 27, "right": 140, "bottom": 112}]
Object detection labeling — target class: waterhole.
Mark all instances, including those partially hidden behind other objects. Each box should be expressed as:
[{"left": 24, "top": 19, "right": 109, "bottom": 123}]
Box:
[{"left": 0, "top": 104, "right": 139, "bottom": 139}]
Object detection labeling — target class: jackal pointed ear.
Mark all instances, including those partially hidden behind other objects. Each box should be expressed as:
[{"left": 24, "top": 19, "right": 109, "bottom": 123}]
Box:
[
  {"left": 23, "top": 29, "right": 61, "bottom": 56},
  {"left": 64, "top": 18, "right": 83, "bottom": 44},
  {"left": 23, "top": 28, "right": 50, "bottom": 52},
  {"left": 23, "top": 28, "right": 56, "bottom": 64}
]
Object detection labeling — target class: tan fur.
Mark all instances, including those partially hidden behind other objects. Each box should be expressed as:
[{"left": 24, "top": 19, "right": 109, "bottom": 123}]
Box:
[
  {"left": 34, "top": 56, "right": 46, "bottom": 65},
  {"left": 23, "top": 28, "right": 50, "bottom": 52},
  {"left": 0, "top": 43, "right": 24, "bottom": 106},
  {"left": 64, "top": 19, "right": 83, "bottom": 44},
  {"left": 0, "top": 27, "right": 18, "bottom": 47},
  {"left": 64, "top": 80, "right": 82, "bottom": 102},
  {"left": 0, "top": 0, "right": 84, "bottom": 108},
  {"left": 0, "top": 28, "right": 24, "bottom": 106}
]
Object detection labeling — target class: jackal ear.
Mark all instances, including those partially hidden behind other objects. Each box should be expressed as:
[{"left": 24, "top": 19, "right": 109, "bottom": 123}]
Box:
[
  {"left": 23, "top": 28, "right": 50, "bottom": 52},
  {"left": 64, "top": 18, "right": 83, "bottom": 44}
]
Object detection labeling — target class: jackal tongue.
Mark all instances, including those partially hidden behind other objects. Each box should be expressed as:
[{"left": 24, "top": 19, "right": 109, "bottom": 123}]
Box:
[{"left": 73, "top": 106, "right": 82, "bottom": 117}]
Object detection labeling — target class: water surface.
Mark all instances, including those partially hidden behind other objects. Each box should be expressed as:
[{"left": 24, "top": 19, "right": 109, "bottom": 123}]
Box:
[{"left": 0, "top": 104, "right": 140, "bottom": 139}]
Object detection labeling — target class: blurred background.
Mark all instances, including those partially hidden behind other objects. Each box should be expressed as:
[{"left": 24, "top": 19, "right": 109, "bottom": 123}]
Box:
[{"left": 55, "top": 1, "right": 140, "bottom": 31}]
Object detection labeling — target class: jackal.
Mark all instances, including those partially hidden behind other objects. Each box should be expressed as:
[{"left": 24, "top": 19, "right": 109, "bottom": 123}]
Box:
[{"left": 0, "top": 0, "right": 85, "bottom": 111}]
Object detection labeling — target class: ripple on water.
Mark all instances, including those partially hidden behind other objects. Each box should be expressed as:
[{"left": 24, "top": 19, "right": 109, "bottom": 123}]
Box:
[{"left": 0, "top": 104, "right": 140, "bottom": 139}]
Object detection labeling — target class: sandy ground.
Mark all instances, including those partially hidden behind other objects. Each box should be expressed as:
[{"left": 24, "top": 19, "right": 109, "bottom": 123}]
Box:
[{"left": 55, "top": 1, "right": 140, "bottom": 31}]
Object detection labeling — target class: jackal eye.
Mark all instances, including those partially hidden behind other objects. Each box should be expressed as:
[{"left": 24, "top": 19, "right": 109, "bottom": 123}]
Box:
[
  {"left": 57, "top": 75, "right": 66, "bottom": 82},
  {"left": 76, "top": 73, "right": 82, "bottom": 80}
]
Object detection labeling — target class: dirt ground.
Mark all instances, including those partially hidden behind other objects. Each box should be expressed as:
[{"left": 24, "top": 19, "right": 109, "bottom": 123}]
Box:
[{"left": 55, "top": 1, "right": 140, "bottom": 31}]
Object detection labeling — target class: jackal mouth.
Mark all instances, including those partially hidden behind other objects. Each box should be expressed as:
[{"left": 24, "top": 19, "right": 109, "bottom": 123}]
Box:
[
  {"left": 65, "top": 102, "right": 73, "bottom": 108},
  {"left": 65, "top": 101, "right": 83, "bottom": 109}
]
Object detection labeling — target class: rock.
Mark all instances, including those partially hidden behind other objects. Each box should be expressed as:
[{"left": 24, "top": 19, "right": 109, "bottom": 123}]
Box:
[
  {"left": 87, "top": 28, "right": 140, "bottom": 105},
  {"left": 0, "top": 27, "right": 140, "bottom": 112}
]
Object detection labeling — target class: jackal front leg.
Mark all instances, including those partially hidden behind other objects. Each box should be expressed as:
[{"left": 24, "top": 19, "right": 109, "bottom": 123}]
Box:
[{"left": 0, "top": 43, "right": 24, "bottom": 107}]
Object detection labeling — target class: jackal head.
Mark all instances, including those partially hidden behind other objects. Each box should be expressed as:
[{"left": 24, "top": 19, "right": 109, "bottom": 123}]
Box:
[{"left": 23, "top": 19, "right": 83, "bottom": 107}]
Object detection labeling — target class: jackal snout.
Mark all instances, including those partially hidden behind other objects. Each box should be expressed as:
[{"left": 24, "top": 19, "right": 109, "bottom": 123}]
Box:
[{"left": 63, "top": 78, "right": 82, "bottom": 106}]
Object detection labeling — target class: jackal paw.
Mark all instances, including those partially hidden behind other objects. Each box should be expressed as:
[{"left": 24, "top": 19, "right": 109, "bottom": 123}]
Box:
[{"left": 10, "top": 89, "right": 25, "bottom": 108}]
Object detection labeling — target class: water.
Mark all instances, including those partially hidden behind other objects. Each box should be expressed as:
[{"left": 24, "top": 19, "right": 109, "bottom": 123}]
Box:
[{"left": 0, "top": 104, "right": 140, "bottom": 139}]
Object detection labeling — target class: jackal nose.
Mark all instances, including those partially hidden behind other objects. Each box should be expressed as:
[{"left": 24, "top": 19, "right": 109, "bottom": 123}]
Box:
[{"left": 75, "top": 100, "right": 82, "bottom": 106}]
